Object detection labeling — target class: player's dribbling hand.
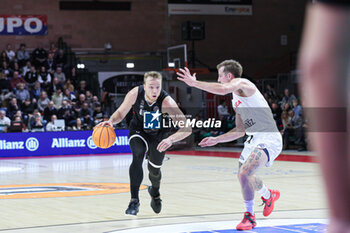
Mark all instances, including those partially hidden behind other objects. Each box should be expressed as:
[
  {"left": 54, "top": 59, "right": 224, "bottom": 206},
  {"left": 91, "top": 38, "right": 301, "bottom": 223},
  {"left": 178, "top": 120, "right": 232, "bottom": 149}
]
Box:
[
  {"left": 95, "top": 120, "right": 113, "bottom": 129},
  {"left": 177, "top": 67, "right": 197, "bottom": 87},
  {"left": 198, "top": 137, "right": 218, "bottom": 147},
  {"left": 157, "top": 138, "right": 173, "bottom": 152}
]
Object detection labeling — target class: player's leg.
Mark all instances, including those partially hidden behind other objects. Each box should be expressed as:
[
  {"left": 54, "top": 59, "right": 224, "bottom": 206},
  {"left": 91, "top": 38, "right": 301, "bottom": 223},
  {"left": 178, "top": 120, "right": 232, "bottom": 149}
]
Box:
[
  {"left": 245, "top": 147, "right": 280, "bottom": 217},
  {"left": 238, "top": 148, "right": 268, "bottom": 211},
  {"left": 236, "top": 148, "right": 268, "bottom": 230},
  {"left": 147, "top": 141, "right": 165, "bottom": 214},
  {"left": 125, "top": 135, "right": 148, "bottom": 215},
  {"left": 252, "top": 174, "right": 280, "bottom": 217}
]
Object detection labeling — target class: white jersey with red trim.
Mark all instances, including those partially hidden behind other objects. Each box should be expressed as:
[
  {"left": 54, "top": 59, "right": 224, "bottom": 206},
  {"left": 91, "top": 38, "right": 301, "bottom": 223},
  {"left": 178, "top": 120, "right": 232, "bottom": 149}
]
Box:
[{"left": 232, "top": 86, "right": 278, "bottom": 136}]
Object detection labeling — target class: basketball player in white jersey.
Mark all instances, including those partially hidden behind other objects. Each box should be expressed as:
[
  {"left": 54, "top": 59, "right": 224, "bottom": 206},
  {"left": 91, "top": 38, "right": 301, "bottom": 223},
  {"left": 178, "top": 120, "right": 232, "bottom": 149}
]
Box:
[{"left": 177, "top": 60, "right": 282, "bottom": 231}]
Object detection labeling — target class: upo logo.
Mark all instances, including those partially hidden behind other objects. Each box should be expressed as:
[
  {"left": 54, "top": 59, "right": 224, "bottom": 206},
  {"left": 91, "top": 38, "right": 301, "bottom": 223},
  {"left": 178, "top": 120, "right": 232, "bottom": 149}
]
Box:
[
  {"left": 143, "top": 110, "right": 161, "bottom": 129},
  {"left": 0, "top": 15, "right": 47, "bottom": 35},
  {"left": 25, "top": 137, "right": 39, "bottom": 151},
  {"left": 87, "top": 136, "right": 97, "bottom": 149}
]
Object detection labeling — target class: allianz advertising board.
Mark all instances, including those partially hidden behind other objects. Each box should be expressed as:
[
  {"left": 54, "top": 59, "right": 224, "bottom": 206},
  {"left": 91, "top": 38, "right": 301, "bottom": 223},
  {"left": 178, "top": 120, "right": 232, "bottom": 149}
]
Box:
[{"left": 0, "top": 130, "right": 130, "bottom": 157}]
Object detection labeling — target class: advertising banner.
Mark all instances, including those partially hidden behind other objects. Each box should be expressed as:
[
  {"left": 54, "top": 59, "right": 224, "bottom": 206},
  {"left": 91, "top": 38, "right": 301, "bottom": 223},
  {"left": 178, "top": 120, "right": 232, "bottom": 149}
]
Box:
[
  {"left": 0, "top": 130, "right": 130, "bottom": 158},
  {"left": 0, "top": 15, "right": 48, "bottom": 35},
  {"left": 168, "top": 0, "right": 252, "bottom": 15}
]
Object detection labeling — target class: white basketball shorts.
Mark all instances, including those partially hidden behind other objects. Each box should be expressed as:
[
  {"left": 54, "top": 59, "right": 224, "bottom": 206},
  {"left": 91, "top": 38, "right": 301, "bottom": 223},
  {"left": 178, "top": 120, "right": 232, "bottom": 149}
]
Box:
[{"left": 239, "top": 132, "right": 283, "bottom": 167}]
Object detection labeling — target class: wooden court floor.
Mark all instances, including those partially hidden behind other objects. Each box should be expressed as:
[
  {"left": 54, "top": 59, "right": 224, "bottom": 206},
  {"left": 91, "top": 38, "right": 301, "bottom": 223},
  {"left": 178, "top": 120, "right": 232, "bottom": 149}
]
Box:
[{"left": 0, "top": 150, "right": 328, "bottom": 233}]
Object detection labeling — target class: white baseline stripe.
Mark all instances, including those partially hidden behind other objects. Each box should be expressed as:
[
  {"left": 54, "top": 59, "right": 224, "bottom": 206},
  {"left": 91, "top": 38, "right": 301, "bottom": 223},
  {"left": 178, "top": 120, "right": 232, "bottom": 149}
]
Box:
[{"left": 108, "top": 219, "right": 328, "bottom": 233}]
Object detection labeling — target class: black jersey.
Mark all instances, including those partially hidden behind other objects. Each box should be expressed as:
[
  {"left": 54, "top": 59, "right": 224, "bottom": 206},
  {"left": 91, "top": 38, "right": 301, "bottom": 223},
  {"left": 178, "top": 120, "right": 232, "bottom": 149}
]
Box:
[{"left": 129, "top": 85, "right": 169, "bottom": 135}]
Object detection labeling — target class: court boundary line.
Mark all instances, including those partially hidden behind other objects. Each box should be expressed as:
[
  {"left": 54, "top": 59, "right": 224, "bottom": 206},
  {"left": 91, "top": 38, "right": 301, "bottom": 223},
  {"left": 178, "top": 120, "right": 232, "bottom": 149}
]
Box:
[
  {"left": 168, "top": 151, "right": 318, "bottom": 163},
  {"left": 0, "top": 208, "right": 327, "bottom": 232},
  {"left": 104, "top": 219, "right": 328, "bottom": 233},
  {"left": 0, "top": 150, "right": 317, "bottom": 163}
]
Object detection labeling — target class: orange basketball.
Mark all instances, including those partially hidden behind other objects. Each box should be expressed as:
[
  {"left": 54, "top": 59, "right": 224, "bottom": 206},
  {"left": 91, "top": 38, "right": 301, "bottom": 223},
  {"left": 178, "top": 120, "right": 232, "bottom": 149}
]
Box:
[{"left": 92, "top": 125, "right": 116, "bottom": 149}]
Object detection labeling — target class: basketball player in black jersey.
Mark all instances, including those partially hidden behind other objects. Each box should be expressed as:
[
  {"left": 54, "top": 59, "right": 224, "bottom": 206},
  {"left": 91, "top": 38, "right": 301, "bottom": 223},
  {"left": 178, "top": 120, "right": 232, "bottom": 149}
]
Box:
[{"left": 99, "top": 71, "right": 191, "bottom": 215}]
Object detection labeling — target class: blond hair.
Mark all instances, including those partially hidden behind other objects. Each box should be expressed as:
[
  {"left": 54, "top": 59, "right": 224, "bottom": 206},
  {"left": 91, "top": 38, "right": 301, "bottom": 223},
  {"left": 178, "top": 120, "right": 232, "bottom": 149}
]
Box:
[
  {"left": 216, "top": 59, "right": 243, "bottom": 78},
  {"left": 144, "top": 71, "right": 162, "bottom": 83}
]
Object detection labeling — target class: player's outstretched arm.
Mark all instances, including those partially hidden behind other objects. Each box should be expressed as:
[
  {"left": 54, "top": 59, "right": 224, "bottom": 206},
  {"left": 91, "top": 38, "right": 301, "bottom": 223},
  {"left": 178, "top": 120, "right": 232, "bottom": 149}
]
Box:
[
  {"left": 177, "top": 67, "right": 242, "bottom": 95},
  {"left": 96, "top": 87, "right": 138, "bottom": 128},
  {"left": 199, "top": 114, "right": 245, "bottom": 147},
  {"left": 157, "top": 96, "right": 192, "bottom": 152}
]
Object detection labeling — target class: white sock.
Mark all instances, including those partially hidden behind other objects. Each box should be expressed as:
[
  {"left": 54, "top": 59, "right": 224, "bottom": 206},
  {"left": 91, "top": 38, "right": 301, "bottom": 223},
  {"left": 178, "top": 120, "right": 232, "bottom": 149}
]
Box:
[
  {"left": 258, "top": 185, "right": 271, "bottom": 200},
  {"left": 244, "top": 199, "right": 254, "bottom": 215}
]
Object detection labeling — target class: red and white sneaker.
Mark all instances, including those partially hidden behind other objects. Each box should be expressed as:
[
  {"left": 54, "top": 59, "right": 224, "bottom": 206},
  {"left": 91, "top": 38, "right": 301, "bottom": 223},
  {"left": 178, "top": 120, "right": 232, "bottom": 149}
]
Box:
[
  {"left": 261, "top": 189, "right": 280, "bottom": 217},
  {"left": 236, "top": 212, "right": 257, "bottom": 231}
]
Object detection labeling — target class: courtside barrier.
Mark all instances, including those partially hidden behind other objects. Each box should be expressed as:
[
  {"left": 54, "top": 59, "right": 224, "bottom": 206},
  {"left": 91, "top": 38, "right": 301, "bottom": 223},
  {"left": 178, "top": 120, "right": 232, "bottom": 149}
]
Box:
[{"left": 0, "top": 130, "right": 130, "bottom": 158}]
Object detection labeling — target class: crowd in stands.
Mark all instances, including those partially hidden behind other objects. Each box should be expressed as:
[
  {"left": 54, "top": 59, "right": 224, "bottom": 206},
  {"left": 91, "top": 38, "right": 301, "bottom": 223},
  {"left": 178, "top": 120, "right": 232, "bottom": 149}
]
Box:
[
  {"left": 0, "top": 42, "right": 307, "bottom": 151},
  {"left": 264, "top": 85, "right": 307, "bottom": 151},
  {"left": 0, "top": 42, "right": 105, "bottom": 133}
]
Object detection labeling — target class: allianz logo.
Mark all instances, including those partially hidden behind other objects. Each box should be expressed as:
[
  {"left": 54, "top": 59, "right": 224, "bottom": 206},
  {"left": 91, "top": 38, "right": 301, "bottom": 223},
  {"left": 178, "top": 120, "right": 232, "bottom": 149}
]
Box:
[
  {"left": 0, "top": 137, "right": 39, "bottom": 151},
  {"left": 53, "top": 136, "right": 129, "bottom": 149},
  {"left": 0, "top": 136, "right": 129, "bottom": 151}
]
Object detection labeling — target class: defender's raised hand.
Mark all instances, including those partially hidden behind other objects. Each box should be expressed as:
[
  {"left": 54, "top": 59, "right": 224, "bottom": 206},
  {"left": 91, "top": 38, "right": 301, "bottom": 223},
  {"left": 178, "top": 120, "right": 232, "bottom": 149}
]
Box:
[{"left": 177, "top": 67, "right": 197, "bottom": 87}]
